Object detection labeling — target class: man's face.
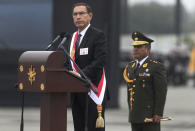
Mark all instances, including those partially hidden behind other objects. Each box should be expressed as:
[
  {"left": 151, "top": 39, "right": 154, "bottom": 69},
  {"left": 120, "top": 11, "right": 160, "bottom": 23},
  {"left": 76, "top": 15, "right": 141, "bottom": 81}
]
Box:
[
  {"left": 72, "top": 5, "right": 92, "bottom": 31},
  {"left": 133, "top": 45, "right": 150, "bottom": 61}
]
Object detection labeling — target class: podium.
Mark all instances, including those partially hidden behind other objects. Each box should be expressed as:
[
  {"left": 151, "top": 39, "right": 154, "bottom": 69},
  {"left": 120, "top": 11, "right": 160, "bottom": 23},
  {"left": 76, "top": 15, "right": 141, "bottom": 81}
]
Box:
[{"left": 18, "top": 51, "right": 87, "bottom": 131}]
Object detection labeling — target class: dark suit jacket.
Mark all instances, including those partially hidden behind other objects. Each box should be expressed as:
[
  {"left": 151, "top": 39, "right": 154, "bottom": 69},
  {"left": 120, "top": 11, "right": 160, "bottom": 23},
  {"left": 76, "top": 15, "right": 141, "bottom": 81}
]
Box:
[
  {"left": 124, "top": 57, "right": 167, "bottom": 123},
  {"left": 64, "top": 26, "right": 107, "bottom": 86}
]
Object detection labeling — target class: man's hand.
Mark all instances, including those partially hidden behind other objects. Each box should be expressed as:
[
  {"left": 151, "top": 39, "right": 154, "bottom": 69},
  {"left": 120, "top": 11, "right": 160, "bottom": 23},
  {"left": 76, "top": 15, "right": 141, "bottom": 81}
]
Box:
[
  {"left": 69, "top": 71, "right": 81, "bottom": 77},
  {"left": 152, "top": 115, "right": 161, "bottom": 123}
]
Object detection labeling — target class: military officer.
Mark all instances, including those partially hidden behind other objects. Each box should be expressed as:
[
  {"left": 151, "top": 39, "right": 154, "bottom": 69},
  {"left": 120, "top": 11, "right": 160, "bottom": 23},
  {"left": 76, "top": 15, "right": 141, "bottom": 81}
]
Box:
[{"left": 123, "top": 32, "right": 167, "bottom": 131}]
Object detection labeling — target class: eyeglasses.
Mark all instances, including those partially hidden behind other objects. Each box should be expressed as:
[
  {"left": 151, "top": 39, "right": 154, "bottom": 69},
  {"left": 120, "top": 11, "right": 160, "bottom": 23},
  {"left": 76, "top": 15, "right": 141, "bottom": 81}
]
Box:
[{"left": 73, "top": 12, "right": 88, "bottom": 17}]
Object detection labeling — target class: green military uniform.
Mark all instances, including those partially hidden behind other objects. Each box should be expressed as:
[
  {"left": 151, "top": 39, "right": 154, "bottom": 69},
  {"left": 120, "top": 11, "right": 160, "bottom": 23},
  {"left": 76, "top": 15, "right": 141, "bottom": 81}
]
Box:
[{"left": 123, "top": 32, "right": 167, "bottom": 131}]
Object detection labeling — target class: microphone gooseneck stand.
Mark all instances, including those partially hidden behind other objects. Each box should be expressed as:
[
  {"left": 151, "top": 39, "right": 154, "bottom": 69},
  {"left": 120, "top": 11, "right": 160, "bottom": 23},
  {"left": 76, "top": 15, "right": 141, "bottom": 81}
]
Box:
[
  {"left": 45, "top": 32, "right": 68, "bottom": 51},
  {"left": 20, "top": 91, "right": 24, "bottom": 131},
  {"left": 15, "top": 82, "right": 24, "bottom": 131}
]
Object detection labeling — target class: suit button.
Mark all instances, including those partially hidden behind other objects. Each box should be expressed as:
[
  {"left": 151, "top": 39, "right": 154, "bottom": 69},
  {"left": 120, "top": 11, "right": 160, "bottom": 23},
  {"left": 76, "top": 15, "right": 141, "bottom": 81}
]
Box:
[{"left": 143, "top": 80, "right": 145, "bottom": 82}]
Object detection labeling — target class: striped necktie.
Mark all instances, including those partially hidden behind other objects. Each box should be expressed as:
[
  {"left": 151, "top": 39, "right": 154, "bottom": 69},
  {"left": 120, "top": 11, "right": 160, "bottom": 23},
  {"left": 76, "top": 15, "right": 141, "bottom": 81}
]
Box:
[{"left": 75, "top": 34, "right": 82, "bottom": 52}]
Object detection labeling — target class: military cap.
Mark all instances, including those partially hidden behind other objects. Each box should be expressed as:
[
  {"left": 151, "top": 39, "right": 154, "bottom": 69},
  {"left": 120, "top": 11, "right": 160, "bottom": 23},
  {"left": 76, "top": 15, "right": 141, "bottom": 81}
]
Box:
[{"left": 132, "top": 31, "right": 154, "bottom": 46}]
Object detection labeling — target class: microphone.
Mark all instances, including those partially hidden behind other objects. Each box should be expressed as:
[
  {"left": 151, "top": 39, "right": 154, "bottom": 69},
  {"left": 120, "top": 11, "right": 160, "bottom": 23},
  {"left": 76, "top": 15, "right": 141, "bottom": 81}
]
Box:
[
  {"left": 45, "top": 32, "right": 68, "bottom": 51},
  {"left": 58, "top": 37, "right": 98, "bottom": 94},
  {"left": 57, "top": 36, "right": 69, "bottom": 49}
]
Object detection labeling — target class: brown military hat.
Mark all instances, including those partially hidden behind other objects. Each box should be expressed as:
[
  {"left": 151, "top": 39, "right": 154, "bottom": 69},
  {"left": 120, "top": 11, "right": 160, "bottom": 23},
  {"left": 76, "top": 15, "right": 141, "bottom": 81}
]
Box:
[{"left": 132, "top": 31, "right": 154, "bottom": 46}]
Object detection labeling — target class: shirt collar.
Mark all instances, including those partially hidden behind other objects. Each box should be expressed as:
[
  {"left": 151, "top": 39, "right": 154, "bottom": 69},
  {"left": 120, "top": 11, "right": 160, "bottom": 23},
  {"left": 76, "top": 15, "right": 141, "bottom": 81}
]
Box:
[
  {"left": 76, "top": 24, "right": 90, "bottom": 46},
  {"left": 79, "top": 23, "right": 90, "bottom": 36},
  {"left": 136, "top": 56, "right": 148, "bottom": 67}
]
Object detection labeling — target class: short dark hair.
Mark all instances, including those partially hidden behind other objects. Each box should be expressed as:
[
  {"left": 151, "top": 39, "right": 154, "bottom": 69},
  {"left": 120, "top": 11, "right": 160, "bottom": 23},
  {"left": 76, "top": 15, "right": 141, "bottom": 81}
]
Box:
[{"left": 72, "top": 2, "right": 92, "bottom": 13}]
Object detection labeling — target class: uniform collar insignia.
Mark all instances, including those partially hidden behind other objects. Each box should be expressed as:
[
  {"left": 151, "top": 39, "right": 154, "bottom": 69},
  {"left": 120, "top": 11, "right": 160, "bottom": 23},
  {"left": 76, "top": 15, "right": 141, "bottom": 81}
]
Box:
[
  {"left": 143, "top": 63, "right": 148, "bottom": 68},
  {"left": 132, "top": 62, "right": 135, "bottom": 68}
]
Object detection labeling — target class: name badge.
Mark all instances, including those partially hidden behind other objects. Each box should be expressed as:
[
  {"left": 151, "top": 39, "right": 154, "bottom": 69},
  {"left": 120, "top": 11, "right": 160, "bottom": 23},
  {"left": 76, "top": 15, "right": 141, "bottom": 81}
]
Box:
[{"left": 80, "top": 48, "right": 88, "bottom": 55}]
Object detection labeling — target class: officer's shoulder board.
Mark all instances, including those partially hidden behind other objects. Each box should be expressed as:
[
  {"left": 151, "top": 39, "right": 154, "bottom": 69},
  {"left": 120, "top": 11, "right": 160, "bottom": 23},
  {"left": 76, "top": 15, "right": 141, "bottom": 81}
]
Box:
[{"left": 149, "top": 59, "right": 160, "bottom": 64}]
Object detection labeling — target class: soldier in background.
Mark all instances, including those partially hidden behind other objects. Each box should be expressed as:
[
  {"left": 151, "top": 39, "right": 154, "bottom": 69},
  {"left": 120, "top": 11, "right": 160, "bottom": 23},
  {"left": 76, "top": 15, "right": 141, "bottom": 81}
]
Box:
[{"left": 123, "top": 32, "right": 167, "bottom": 131}]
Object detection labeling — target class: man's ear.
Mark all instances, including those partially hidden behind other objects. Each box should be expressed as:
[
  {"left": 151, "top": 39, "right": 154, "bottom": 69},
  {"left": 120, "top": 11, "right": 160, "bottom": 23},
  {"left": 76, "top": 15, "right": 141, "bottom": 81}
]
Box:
[
  {"left": 145, "top": 46, "right": 151, "bottom": 53},
  {"left": 89, "top": 12, "right": 93, "bottom": 19},
  {"left": 147, "top": 47, "right": 151, "bottom": 53}
]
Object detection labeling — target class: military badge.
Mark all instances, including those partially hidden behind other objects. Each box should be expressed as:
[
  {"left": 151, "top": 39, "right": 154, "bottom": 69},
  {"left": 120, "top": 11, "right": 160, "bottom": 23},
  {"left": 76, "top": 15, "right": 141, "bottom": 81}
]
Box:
[
  {"left": 143, "top": 63, "right": 148, "bottom": 68},
  {"left": 146, "top": 73, "right": 150, "bottom": 76},
  {"left": 139, "top": 73, "right": 144, "bottom": 77},
  {"left": 146, "top": 68, "right": 149, "bottom": 72},
  {"left": 139, "top": 73, "right": 150, "bottom": 77}
]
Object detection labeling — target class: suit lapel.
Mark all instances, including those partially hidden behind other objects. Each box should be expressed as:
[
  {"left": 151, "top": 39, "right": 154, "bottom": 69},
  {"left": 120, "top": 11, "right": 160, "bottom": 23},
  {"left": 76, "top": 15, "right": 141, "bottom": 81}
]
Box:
[{"left": 75, "top": 26, "right": 92, "bottom": 58}]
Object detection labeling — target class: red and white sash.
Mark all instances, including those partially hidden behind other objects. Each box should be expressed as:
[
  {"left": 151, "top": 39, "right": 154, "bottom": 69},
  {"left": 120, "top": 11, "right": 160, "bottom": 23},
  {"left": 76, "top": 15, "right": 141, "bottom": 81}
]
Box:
[
  {"left": 88, "top": 68, "right": 106, "bottom": 105},
  {"left": 70, "top": 32, "right": 79, "bottom": 72},
  {"left": 69, "top": 31, "right": 106, "bottom": 105}
]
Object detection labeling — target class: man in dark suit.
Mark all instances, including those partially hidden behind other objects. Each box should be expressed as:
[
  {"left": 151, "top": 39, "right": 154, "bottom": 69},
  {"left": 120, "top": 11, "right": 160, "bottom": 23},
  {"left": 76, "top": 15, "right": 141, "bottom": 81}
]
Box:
[
  {"left": 64, "top": 2, "right": 107, "bottom": 131},
  {"left": 123, "top": 32, "right": 167, "bottom": 131}
]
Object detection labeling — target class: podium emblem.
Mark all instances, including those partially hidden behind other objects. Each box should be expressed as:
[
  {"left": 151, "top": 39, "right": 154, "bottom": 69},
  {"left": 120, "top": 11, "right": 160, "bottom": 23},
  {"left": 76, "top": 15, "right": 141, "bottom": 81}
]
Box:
[
  {"left": 40, "top": 83, "right": 45, "bottom": 91},
  {"left": 19, "top": 83, "right": 23, "bottom": 90},
  {"left": 41, "top": 65, "right": 45, "bottom": 72},
  {"left": 27, "top": 65, "right": 36, "bottom": 85},
  {"left": 19, "top": 65, "right": 24, "bottom": 72}
]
